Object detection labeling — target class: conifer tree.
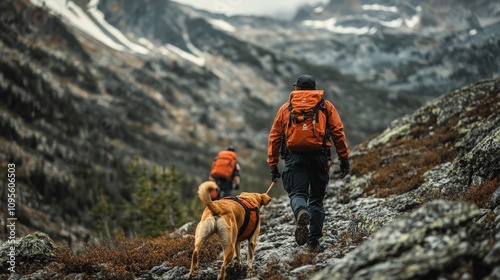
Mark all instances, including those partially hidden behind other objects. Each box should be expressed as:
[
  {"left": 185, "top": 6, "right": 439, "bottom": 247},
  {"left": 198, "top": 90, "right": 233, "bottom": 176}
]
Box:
[
  {"left": 161, "top": 165, "right": 183, "bottom": 228},
  {"left": 91, "top": 187, "right": 115, "bottom": 240},
  {"left": 123, "top": 159, "right": 185, "bottom": 236}
]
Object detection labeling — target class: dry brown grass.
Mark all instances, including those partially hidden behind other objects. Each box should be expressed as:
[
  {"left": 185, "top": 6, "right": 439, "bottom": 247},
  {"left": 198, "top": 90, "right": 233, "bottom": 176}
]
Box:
[
  {"left": 288, "top": 252, "right": 317, "bottom": 267},
  {"left": 261, "top": 251, "right": 317, "bottom": 280},
  {"left": 350, "top": 90, "right": 499, "bottom": 209},
  {"left": 262, "top": 260, "right": 287, "bottom": 280},
  {"left": 351, "top": 115, "right": 459, "bottom": 199},
  {"left": 53, "top": 228, "right": 221, "bottom": 279},
  {"left": 460, "top": 178, "right": 498, "bottom": 208},
  {"left": 467, "top": 93, "right": 500, "bottom": 119},
  {"left": 336, "top": 231, "right": 366, "bottom": 248}
]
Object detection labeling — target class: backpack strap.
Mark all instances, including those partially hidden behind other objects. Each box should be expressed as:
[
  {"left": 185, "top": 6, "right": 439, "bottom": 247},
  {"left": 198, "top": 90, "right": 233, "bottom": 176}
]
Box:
[
  {"left": 221, "top": 196, "right": 260, "bottom": 242},
  {"left": 312, "top": 98, "right": 325, "bottom": 134},
  {"left": 287, "top": 103, "right": 293, "bottom": 127},
  {"left": 288, "top": 107, "right": 317, "bottom": 124},
  {"left": 321, "top": 103, "right": 331, "bottom": 157},
  {"left": 280, "top": 132, "right": 287, "bottom": 159},
  {"left": 315, "top": 99, "right": 325, "bottom": 122}
]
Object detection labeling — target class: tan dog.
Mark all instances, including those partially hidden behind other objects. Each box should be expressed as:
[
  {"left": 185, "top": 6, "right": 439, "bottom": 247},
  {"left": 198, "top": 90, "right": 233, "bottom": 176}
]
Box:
[{"left": 189, "top": 181, "right": 272, "bottom": 280}]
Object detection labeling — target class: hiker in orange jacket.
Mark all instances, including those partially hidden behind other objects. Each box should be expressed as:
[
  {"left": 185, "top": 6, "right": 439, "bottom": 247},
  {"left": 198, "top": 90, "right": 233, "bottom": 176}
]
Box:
[
  {"left": 209, "top": 145, "right": 241, "bottom": 199},
  {"left": 267, "top": 74, "right": 350, "bottom": 253}
]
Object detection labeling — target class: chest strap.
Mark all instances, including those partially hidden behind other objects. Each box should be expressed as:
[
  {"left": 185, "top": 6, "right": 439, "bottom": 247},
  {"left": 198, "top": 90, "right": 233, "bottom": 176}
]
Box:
[{"left": 222, "top": 196, "right": 260, "bottom": 242}]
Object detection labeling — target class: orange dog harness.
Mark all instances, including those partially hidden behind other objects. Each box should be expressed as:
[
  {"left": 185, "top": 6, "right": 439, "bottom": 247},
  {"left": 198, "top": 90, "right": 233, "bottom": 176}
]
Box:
[{"left": 223, "top": 196, "right": 260, "bottom": 242}]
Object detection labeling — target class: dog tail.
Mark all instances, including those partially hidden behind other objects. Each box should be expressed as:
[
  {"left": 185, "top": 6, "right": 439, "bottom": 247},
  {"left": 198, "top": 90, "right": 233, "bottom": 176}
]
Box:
[{"left": 198, "top": 181, "right": 223, "bottom": 214}]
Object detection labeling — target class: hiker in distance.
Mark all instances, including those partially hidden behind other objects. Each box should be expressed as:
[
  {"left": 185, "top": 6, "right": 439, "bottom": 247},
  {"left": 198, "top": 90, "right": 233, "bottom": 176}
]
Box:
[
  {"left": 267, "top": 74, "right": 350, "bottom": 253},
  {"left": 209, "top": 145, "right": 241, "bottom": 199}
]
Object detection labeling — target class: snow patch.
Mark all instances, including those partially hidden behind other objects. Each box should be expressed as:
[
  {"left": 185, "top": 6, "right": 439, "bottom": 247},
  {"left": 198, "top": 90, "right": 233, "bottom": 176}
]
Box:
[
  {"left": 30, "top": 0, "right": 149, "bottom": 54},
  {"left": 29, "top": 0, "right": 210, "bottom": 66},
  {"left": 405, "top": 15, "right": 421, "bottom": 29},
  {"left": 313, "top": 6, "right": 325, "bottom": 13},
  {"left": 303, "top": 18, "right": 377, "bottom": 35},
  {"left": 362, "top": 4, "right": 398, "bottom": 13},
  {"left": 379, "top": 18, "right": 403, "bottom": 28},
  {"left": 208, "top": 19, "right": 236, "bottom": 32},
  {"left": 166, "top": 44, "right": 205, "bottom": 67},
  {"left": 87, "top": 2, "right": 149, "bottom": 54}
]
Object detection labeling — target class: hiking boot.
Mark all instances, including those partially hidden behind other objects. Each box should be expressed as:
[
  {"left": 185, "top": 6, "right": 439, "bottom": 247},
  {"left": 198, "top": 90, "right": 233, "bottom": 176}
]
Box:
[{"left": 294, "top": 209, "right": 310, "bottom": 246}]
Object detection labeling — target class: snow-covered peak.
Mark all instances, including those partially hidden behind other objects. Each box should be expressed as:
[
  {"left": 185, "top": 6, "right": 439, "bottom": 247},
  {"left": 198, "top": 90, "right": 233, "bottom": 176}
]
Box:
[
  {"left": 30, "top": 0, "right": 150, "bottom": 54},
  {"left": 30, "top": 0, "right": 206, "bottom": 66},
  {"left": 295, "top": 0, "right": 500, "bottom": 35}
]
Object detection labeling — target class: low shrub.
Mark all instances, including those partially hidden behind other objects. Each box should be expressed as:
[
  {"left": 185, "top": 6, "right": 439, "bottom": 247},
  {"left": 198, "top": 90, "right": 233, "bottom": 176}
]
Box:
[
  {"left": 54, "top": 229, "right": 221, "bottom": 279},
  {"left": 351, "top": 116, "right": 459, "bottom": 199},
  {"left": 460, "top": 178, "right": 498, "bottom": 209}
]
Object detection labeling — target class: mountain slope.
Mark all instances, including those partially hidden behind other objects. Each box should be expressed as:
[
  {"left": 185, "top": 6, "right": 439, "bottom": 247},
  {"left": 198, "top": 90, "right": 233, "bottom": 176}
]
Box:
[
  {"left": 1, "top": 0, "right": 499, "bottom": 254},
  {"left": 312, "top": 77, "right": 500, "bottom": 280},
  {"left": 146, "top": 77, "right": 500, "bottom": 280},
  {"left": 0, "top": 0, "right": 423, "bottom": 247},
  {"left": 1, "top": 77, "right": 498, "bottom": 280}
]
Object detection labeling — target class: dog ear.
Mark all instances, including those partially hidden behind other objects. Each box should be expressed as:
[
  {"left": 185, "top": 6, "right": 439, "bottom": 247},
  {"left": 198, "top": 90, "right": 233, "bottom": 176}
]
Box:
[{"left": 260, "top": 194, "right": 272, "bottom": 206}]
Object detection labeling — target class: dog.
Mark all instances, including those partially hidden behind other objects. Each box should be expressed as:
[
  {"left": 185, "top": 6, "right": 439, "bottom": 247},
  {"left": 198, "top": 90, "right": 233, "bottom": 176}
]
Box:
[{"left": 189, "top": 181, "right": 272, "bottom": 280}]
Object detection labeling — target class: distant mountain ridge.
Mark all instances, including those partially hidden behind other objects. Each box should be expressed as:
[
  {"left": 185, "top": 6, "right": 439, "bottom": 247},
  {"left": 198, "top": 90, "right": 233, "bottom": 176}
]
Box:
[
  {"left": 296, "top": 0, "right": 499, "bottom": 34},
  {"left": 260, "top": 0, "right": 500, "bottom": 99}
]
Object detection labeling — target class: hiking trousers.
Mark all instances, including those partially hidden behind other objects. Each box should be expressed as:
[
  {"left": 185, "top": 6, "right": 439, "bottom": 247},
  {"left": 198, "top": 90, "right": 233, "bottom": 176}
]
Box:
[
  {"left": 282, "top": 152, "right": 329, "bottom": 246},
  {"left": 214, "top": 177, "right": 233, "bottom": 198}
]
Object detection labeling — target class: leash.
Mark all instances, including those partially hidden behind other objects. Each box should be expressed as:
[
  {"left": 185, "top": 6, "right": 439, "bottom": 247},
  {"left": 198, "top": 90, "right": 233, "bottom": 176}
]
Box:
[{"left": 265, "top": 181, "right": 275, "bottom": 195}]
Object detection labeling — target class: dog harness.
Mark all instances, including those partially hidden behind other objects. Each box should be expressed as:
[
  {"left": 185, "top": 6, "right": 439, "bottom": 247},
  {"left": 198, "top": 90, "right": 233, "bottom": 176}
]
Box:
[{"left": 222, "top": 196, "right": 260, "bottom": 242}]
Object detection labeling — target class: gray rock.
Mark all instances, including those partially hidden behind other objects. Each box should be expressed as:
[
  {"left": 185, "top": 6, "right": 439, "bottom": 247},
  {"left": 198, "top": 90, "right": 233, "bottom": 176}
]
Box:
[
  {"left": 312, "top": 200, "right": 495, "bottom": 280},
  {"left": 0, "top": 232, "right": 57, "bottom": 271}
]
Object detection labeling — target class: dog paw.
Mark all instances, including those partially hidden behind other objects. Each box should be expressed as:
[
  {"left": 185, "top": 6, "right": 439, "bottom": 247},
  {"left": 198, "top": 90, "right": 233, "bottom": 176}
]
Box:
[
  {"left": 189, "top": 269, "right": 198, "bottom": 277},
  {"left": 247, "top": 267, "right": 256, "bottom": 277},
  {"left": 234, "top": 262, "right": 242, "bottom": 269}
]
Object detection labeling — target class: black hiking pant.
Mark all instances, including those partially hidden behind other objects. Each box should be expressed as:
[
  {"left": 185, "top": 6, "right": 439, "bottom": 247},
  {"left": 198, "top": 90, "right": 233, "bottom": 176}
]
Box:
[
  {"left": 282, "top": 152, "right": 329, "bottom": 246},
  {"left": 214, "top": 177, "right": 233, "bottom": 198}
]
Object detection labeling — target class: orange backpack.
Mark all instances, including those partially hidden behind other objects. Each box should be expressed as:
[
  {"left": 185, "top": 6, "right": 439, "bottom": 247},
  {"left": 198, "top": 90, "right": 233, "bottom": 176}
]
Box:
[
  {"left": 210, "top": 150, "right": 237, "bottom": 181},
  {"left": 284, "top": 90, "right": 330, "bottom": 152}
]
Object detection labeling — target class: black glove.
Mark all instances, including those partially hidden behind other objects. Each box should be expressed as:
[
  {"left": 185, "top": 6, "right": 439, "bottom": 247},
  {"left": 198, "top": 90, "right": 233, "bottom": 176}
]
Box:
[
  {"left": 270, "top": 167, "right": 281, "bottom": 182},
  {"left": 339, "top": 158, "right": 350, "bottom": 179},
  {"left": 233, "top": 183, "right": 240, "bottom": 190}
]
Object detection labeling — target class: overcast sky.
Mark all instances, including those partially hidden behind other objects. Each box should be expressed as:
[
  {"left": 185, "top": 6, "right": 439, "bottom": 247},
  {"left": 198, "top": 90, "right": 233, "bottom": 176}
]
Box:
[{"left": 172, "top": 0, "right": 329, "bottom": 19}]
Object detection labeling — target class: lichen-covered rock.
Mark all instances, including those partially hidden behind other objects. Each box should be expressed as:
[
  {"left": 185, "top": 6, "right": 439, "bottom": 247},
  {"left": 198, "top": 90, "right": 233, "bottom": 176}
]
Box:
[
  {"left": 312, "top": 200, "right": 498, "bottom": 280},
  {"left": 0, "top": 232, "right": 57, "bottom": 272}
]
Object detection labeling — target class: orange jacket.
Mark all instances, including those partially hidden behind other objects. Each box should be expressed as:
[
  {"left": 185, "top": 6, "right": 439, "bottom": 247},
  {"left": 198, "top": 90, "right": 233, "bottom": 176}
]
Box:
[{"left": 267, "top": 90, "right": 350, "bottom": 168}]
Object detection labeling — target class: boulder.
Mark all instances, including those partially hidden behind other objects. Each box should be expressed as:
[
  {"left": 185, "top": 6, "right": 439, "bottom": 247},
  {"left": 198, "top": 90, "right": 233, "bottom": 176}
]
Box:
[{"left": 0, "top": 232, "right": 57, "bottom": 272}]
